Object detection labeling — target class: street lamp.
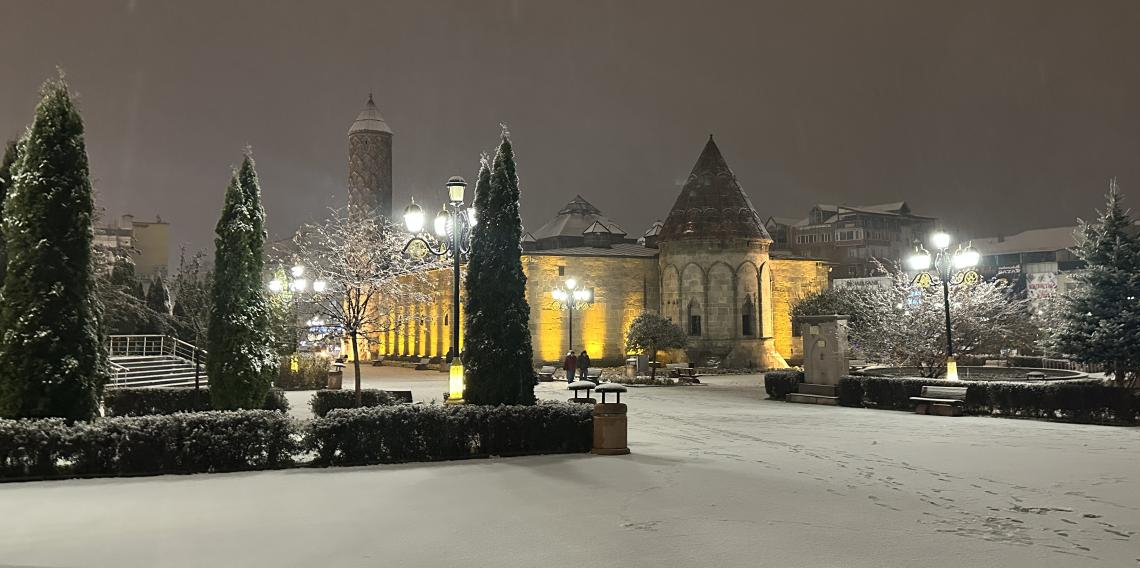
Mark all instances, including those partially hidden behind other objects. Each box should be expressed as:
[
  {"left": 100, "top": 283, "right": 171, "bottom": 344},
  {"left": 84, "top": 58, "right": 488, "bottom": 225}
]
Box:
[
  {"left": 552, "top": 277, "right": 594, "bottom": 354},
  {"left": 403, "top": 176, "right": 475, "bottom": 403},
  {"left": 907, "top": 232, "right": 980, "bottom": 380}
]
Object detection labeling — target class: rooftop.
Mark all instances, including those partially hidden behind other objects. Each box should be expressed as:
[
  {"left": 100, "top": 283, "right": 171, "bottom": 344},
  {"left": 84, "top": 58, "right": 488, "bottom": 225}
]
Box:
[
  {"left": 659, "top": 136, "right": 770, "bottom": 242},
  {"left": 348, "top": 95, "right": 393, "bottom": 134},
  {"left": 530, "top": 195, "right": 628, "bottom": 241},
  {"left": 524, "top": 243, "right": 659, "bottom": 258}
]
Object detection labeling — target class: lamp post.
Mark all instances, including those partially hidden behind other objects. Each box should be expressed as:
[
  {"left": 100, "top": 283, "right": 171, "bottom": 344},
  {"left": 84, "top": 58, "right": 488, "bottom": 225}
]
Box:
[
  {"left": 907, "top": 231, "right": 980, "bottom": 380},
  {"left": 403, "top": 176, "right": 475, "bottom": 403},
  {"left": 267, "top": 264, "right": 330, "bottom": 355},
  {"left": 551, "top": 277, "right": 594, "bottom": 353}
]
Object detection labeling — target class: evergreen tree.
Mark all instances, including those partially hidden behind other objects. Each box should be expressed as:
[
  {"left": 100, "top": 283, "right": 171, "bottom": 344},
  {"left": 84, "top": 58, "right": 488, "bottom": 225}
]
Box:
[
  {"left": 0, "top": 140, "right": 20, "bottom": 285},
  {"left": 102, "top": 255, "right": 149, "bottom": 335},
  {"left": 0, "top": 77, "right": 105, "bottom": 420},
  {"left": 463, "top": 135, "right": 536, "bottom": 405},
  {"left": 1049, "top": 180, "right": 1140, "bottom": 384},
  {"left": 206, "top": 153, "right": 276, "bottom": 409},
  {"left": 143, "top": 274, "right": 172, "bottom": 333}
]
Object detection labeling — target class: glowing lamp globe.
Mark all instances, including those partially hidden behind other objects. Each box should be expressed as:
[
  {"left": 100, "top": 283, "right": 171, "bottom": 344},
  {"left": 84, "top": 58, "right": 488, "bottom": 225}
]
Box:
[
  {"left": 268, "top": 279, "right": 284, "bottom": 293},
  {"left": 954, "top": 247, "right": 980, "bottom": 269},
  {"left": 290, "top": 265, "right": 304, "bottom": 278},
  {"left": 931, "top": 232, "right": 952, "bottom": 250},
  {"left": 907, "top": 251, "right": 932, "bottom": 271},
  {"left": 446, "top": 176, "right": 467, "bottom": 203},
  {"left": 434, "top": 209, "right": 450, "bottom": 237},
  {"left": 313, "top": 279, "right": 327, "bottom": 293},
  {"left": 403, "top": 200, "right": 425, "bottom": 234}
]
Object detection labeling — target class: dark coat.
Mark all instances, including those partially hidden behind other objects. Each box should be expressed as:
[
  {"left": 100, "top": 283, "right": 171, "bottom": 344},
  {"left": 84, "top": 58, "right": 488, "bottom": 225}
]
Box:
[
  {"left": 563, "top": 354, "right": 577, "bottom": 371},
  {"left": 578, "top": 353, "right": 591, "bottom": 371}
]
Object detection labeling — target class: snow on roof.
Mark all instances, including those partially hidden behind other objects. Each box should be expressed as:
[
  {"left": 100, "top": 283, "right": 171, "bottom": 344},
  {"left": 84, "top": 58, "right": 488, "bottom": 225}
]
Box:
[
  {"left": 972, "top": 226, "right": 1079, "bottom": 255},
  {"left": 530, "top": 195, "right": 627, "bottom": 240},
  {"left": 349, "top": 95, "right": 393, "bottom": 134},
  {"left": 525, "top": 243, "right": 659, "bottom": 258},
  {"left": 765, "top": 217, "right": 801, "bottom": 227}
]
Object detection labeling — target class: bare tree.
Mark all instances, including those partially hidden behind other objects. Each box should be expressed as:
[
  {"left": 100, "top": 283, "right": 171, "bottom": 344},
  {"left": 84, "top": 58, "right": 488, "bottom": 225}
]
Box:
[
  {"left": 170, "top": 248, "right": 212, "bottom": 395},
  {"left": 289, "top": 209, "right": 437, "bottom": 406}
]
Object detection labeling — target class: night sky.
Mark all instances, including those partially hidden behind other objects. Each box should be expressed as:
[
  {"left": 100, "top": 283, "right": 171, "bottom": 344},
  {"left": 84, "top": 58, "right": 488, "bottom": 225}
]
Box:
[{"left": 2, "top": 0, "right": 1138, "bottom": 256}]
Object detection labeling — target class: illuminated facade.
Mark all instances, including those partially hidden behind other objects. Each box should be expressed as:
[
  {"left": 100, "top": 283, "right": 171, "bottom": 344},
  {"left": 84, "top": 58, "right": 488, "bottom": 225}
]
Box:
[{"left": 369, "top": 136, "right": 829, "bottom": 368}]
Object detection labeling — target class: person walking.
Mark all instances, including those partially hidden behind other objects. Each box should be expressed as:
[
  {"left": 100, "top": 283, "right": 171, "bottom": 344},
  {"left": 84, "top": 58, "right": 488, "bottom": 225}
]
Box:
[
  {"left": 563, "top": 351, "right": 577, "bottom": 383},
  {"left": 578, "top": 350, "right": 591, "bottom": 382}
]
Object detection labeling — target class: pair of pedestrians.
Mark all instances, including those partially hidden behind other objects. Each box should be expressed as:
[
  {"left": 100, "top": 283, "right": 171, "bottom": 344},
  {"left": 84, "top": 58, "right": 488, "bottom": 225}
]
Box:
[{"left": 562, "top": 350, "right": 592, "bottom": 382}]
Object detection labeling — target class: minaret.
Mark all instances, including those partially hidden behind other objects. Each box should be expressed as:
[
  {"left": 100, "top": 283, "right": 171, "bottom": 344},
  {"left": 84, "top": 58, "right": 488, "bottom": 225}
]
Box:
[{"left": 347, "top": 94, "right": 393, "bottom": 218}]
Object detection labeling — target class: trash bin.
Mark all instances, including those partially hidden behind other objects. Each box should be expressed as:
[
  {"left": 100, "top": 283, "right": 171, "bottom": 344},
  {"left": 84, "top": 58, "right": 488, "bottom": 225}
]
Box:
[
  {"left": 625, "top": 357, "right": 638, "bottom": 379},
  {"left": 567, "top": 380, "right": 597, "bottom": 404},
  {"left": 593, "top": 383, "right": 629, "bottom": 455}
]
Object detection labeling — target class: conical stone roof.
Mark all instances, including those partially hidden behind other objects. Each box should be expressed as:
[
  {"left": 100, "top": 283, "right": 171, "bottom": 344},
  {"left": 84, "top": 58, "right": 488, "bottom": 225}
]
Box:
[
  {"left": 659, "top": 136, "right": 770, "bottom": 242},
  {"left": 349, "top": 94, "right": 393, "bottom": 134}
]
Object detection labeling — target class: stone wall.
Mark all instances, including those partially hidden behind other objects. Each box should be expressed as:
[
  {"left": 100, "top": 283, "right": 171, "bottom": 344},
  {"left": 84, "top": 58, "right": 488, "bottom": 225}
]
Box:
[
  {"left": 769, "top": 258, "right": 831, "bottom": 363},
  {"left": 524, "top": 253, "right": 660, "bottom": 365}
]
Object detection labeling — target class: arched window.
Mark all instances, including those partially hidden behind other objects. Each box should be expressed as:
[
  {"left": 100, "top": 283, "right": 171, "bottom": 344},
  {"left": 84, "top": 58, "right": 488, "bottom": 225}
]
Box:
[
  {"left": 741, "top": 296, "right": 755, "bottom": 337},
  {"left": 688, "top": 300, "right": 702, "bottom": 337}
]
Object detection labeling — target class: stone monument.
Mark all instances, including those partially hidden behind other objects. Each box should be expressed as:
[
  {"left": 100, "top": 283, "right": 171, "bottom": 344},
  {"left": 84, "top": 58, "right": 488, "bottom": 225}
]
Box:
[{"left": 787, "top": 314, "right": 850, "bottom": 405}]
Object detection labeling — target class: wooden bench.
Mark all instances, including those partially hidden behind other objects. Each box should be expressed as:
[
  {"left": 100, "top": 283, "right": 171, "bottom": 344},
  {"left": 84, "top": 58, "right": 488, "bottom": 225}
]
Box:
[
  {"left": 666, "top": 363, "right": 700, "bottom": 383},
  {"left": 413, "top": 358, "right": 432, "bottom": 370},
  {"left": 537, "top": 365, "right": 556, "bottom": 382},
  {"left": 910, "top": 385, "right": 968, "bottom": 416},
  {"left": 370, "top": 355, "right": 386, "bottom": 367},
  {"left": 848, "top": 359, "right": 868, "bottom": 370},
  {"left": 385, "top": 390, "right": 413, "bottom": 404},
  {"left": 586, "top": 368, "right": 602, "bottom": 381}
]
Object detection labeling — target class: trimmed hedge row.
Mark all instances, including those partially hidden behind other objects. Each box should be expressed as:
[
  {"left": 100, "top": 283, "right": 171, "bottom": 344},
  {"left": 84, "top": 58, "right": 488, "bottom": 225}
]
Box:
[
  {"left": 2, "top": 402, "right": 594, "bottom": 480},
  {"left": 837, "top": 376, "right": 1140, "bottom": 425},
  {"left": 103, "top": 387, "right": 290, "bottom": 417},
  {"left": 304, "top": 403, "right": 594, "bottom": 466},
  {"left": 763, "top": 370, "right": 804, "bottom": 400},
  {"left": 310, "top": 389, "right": 396, "bottom": 417},
  {"left": 0, "top": 411, "right": 298, "bottom": 479}
]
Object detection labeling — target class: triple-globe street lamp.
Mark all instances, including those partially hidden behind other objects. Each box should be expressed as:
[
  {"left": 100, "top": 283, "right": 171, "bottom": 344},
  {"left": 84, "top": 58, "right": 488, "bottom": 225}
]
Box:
[
  {"left": 267, "top": 265, "right": 333, "bottom": 355},
  {"left": 403, "top": 176, "right": 476, "bottom": 403},
  {"left": 907, "top": 231, "right": 981, "bottom": 380},
  {"left": 551, "top": 277, "right": 594, "bottom": 354}
]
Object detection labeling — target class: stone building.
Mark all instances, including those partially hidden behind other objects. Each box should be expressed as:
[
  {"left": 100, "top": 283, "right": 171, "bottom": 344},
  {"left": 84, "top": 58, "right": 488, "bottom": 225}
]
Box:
[
  {"left": 347, "top": 95, "right": 393, "bottom": 218},
  {"left": 767, "top": 202, "right": 935, "bottom": 279},
  {"left": 94, "top": 214, "right": 170, "bottom": 278},
  {"left": 365, "top": 119, "right": 828, "bottom": 368}
]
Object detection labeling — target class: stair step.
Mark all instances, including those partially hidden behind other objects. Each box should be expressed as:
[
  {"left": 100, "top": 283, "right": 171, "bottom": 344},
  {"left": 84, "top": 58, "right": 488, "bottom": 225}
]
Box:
[
  {"left": 786, "top": 393, "right": 839, "bottom": 406},
  {"left": 797, "top": 383, "right": 838, "bottom": 397}
]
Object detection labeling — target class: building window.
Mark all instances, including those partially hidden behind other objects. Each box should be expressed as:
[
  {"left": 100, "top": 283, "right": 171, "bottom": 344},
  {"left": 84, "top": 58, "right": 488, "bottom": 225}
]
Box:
[
  {"left": 558, "top": 265, "right": 565, "bottom": 276},
  {"left": 741, "top": 296, "right": 755, "bottom": 337},
  {"left": 688, "top": 300, "right": 702, "bottom": 336}
]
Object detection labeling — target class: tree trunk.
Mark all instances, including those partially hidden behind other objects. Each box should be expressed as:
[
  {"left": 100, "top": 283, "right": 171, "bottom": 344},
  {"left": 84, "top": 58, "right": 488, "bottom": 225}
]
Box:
[
  {"left": 649, "top": 344, "right": 656, "bottom": 379},
  {"left": 351, "top": 330, "right": 362, "bottom": 407}
]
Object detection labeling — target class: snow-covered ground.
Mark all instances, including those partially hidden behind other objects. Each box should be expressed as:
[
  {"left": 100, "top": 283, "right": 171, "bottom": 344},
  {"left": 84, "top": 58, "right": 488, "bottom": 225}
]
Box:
[{"left": 0, "top": 371, "right": 1136, "bottom": 567}]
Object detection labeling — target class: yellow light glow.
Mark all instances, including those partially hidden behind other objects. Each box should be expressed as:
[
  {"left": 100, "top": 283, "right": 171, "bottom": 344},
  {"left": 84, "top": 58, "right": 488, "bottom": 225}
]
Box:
[
  {"left": 448, "top": 363, "right": 465, "bottom": 403},
  {"left": 582, "top": 299, "right": 607, "bottom": 360},
  {"left": 946, "top": 357, "right": 959, "bottom": 381}
]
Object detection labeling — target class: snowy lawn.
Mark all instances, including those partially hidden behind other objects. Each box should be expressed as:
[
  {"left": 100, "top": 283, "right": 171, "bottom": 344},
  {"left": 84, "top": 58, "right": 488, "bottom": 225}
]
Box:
[{"left": 0, "top": 373, "right": 1136, "bottom": 567}]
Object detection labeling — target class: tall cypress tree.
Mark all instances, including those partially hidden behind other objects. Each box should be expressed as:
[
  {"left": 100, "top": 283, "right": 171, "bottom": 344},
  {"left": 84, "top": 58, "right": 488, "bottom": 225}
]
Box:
[
  {"left": 0, "top": 140, "right": 19, "bottom": 285},
  {"left": 207, "top": 153, "right": 276, "bottom": 409},
  {"left": 1050, "top": 180, "right": 1140, "bottom": 384},
  {"left": 0, "top": 78, "right": 105, "bottom": 420},
  {"left": 463, "top": 135, "right": 536, "bottom": 405}
]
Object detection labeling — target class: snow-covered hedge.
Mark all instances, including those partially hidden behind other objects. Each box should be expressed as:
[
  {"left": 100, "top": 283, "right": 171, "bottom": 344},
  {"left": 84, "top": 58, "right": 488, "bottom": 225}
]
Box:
[
  {"left": 304, "top": 403, "right": 593, "bottom": 466},
  {"left": 763, "top": 370, "right": 803, "bottom": 400},
  {"left": 837, "top": 376, "right": 1140, "bottom": 425},
  {"left": 103, "top": 387, "right": 289, "bottom": 417},
  {"left": 309, "top": 389, "right": 396, "bottom": 417},
  {"left": 0, "top": 410, "right": 298, "bottom": 479}
]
